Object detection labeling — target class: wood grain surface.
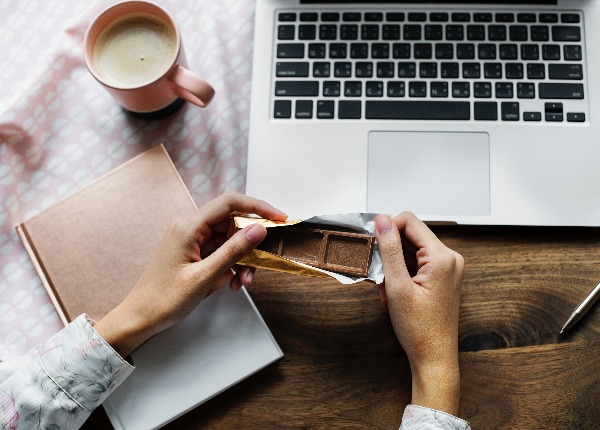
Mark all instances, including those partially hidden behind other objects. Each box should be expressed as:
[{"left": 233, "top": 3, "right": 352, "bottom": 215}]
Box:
[{"left": 83, "top": 226, "right": 600, "bottom": 429}]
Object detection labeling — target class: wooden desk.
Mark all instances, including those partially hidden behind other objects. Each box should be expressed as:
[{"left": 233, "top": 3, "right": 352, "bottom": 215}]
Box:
[{"left": 84, "top": 226, "right": 600, "bottom": 429}]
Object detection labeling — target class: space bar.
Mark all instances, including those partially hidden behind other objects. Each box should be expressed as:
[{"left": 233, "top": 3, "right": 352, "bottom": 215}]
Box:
[{"left": 366, "top": 101, "right": 471, "bottom": 120}]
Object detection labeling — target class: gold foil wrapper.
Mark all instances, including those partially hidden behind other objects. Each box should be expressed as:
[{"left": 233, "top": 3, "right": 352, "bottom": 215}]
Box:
[{"left": 229, "top": 215, "right": 332, "bottom": 279}]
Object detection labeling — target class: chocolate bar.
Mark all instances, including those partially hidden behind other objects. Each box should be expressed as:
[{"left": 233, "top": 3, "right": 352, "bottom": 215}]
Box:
[{"left": 258, "top": 225, "right": 375, "bottom": 277}]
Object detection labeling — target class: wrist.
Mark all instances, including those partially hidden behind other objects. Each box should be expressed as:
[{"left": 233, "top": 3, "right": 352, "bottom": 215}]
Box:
[
  {"left": 410, "top": 358, "right": 461, "bottom": 416},
  {"left": 93, "top": 304, "right": 155, "bottom": 358}
]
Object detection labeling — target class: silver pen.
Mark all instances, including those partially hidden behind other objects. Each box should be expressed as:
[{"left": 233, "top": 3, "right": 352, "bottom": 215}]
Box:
[{"left": 560, "top": 281, "right": 600, "bottom": 334}]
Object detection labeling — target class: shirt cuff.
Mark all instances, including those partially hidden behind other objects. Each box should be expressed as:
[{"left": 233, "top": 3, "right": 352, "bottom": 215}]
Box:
[
  {"left": 37, "top": 314, "right": 135, "bottom": 411},
  {"left": 401, "top": 404, "right": 471, "bottom": 430}
]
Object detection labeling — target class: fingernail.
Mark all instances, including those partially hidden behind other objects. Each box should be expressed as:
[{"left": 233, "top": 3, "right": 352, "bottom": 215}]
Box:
[
  {"left": 376, "top": 215, "right": 393, "bottom": 235},
  {"left": 244, "top": 223, "right": 266, "bottom": 245}
]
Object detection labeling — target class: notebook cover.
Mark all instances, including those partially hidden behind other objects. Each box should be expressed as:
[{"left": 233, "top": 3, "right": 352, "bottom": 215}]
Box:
[{"left": 16, "top": 144, "right": 283, "bottom": 429}]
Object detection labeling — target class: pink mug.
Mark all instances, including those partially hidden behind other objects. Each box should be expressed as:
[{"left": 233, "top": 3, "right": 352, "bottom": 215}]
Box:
[{"left": 83, "top": 1, "right": 215, "bottom": 118}]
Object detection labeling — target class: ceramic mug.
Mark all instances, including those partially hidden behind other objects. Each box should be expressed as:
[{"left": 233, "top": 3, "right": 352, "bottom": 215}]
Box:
[{"left": 83, "top": 1, "right": 215, "bottom": 118}]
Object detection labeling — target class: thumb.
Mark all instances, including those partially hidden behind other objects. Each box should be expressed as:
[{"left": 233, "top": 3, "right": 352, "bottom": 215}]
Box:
[
  {"left": 199, "top": 223, "right": 267, "bottom": 284},
  {"left": 375, "top": 215, "right": 412, "bottom": 288}
]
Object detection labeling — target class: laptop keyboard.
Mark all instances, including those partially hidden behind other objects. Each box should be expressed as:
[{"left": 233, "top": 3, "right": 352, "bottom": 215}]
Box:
[{"left": 272, "top": 10, "right": 587, "bottom": 122}]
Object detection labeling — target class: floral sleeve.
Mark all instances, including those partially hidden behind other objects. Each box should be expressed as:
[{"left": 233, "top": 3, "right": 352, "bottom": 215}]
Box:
[
  {"left": 0, "top": 314, "right": 134, "bottom": 430},
  {"left": 400, "top": 404, "right": 471, "bottom": 430}
]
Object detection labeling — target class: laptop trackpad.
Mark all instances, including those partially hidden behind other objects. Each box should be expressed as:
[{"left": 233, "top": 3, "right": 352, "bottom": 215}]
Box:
[{"left": 367, "top": 131, "right": 490, "bottom": 216}]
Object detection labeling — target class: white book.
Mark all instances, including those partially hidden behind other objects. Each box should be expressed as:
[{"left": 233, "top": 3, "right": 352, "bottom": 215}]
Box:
[{"left": 103, "top": 285, "right": 282, "bottom": 430}]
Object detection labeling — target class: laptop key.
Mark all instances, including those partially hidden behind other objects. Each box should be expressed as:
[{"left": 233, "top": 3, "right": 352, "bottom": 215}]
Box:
[
  {"left": 342, "top": 12, "right": 361, "bottom": 22},
  {"left": 517, "top": 13, "right": 536, "bottom": 23},
  {"left": 320, "top": 24, "right": 337, "bottom": 40},
  {"left": 276, "top": 62, "right": 310, "bottom": 77},
  {"left": 567, "top": 112, "right": 585, "bottom": 122},
  {"left": 377, "top": 62, "right": 395, "bottom": 78},
  {"left": 300, "top": 13, "right": 318, "bottom": 22},
  {"left": 344, "top": 81, "right": 362, "bottom": 97},
  {"left": 474, "top": 13, "right": 492, "bottom": 22},
  {"left": 393, "top": 43, "right": 411, "bottom": 59},
  {"left": 564, "top": 45, "right": 582, "bottom": 61},
  {"left": 329, "top": 43, "right": 347, "bottom": 58},
  {"left": 523, "top": 111, "right": 542, "bottom": 121},
  {"left": 382, "top": 25, "right": 401, "bottom": 40},
  {"left": 478, "top": 44, "right": 496, "bottom": 60},
  {"left": 462, "top": 63, "right": 481, "bottom": 78},
  {"left": 474, "top": 102, "right": 498, "bottom": 120},
  {"left": 441, "top": 62, "right": 459, "bottom": 78},
  {"left": 420, "top": 63, "right": 438, "bottom": 78},
  {"left": 517, "top": 83, "right": 535, "bottom": 99},
  {"left": 366, "top": 81, "right": 384, "bottom": 97},
  {"left": 452, "top": 82, "right": 470, "bottom": 98},
  {"left": 430, "top": 12, "right": 449, "bottom": 22},
  {"left": 386, "top": 12, "right": 405, "bottom": 22},
  {"left": 457, "top": 43, "right": 475, "bottom": 59},
  {"left": 365, "top": 12, "right": 383, "bottom": 22},
  {"left": 431, "top": 82, "right": 449, "bottom": 98},
  {"left": 273, "top": 100, "right": 292, "bottom": 118},
  {"left": 527, "top": 63, "right": 545, "bottom": 79},
  {"left": 521, "top": 44, "right": 539, "bottom": 60},
  {"left": 299, "top": 25, "right": 317, "bottom": 40},
  {"left": 372, "top": 43, "right": 390, "bottom": 59},
  {"left": 277, "top": 44, "right": 304, "bottom": 59},
  {"left": 275, "top": 81, "right": 319, "bottom": 97},
  {"left": 539, "top": 13, "right": 558, "bottom": 23},
  {"left": 409, "top": 82, "right": 427, "bottom": 97},
  {"left": 484, "top": 63, "right": 503, "bottom": 79},
  {"left": 425, "top": 25, "right": 443, "bottom": 40},
  {"left": 398, "top": 62, "right": 417, "bottom": 78},
  {"left": 495, "top": 82, "right": 513, "bottom": 98},
  {"left": 552, "top": 26, "right": 581, "bottom": 42},
  {"left": 340, "top": 24, "right": 359, "bottom": 40},
  {"left": 496, "top": 13, "right": 515, "bottom": 23},
  {"left": 323, "top": 81, "right": 341, "bottom": 97},
  {"left": 365, "top": 101, "right": 470, "bottom": 120},
  {"left": 308, "top": 43, "right": 326, "bottom": 58},
  {"left": 404, "top": 25, "right": 422, "bottom": 40},
  {"left": 436, "top": 43, "right": 454, "bottom": 59},
  {"left": 488, "top": 25, "right": 507, "bottom": 41},
  {"left": 538, "top": 83, "right": 584, "bottom": 99},
  {"left": 408, "top": 12, "right": 426, "bottom": 22},
  {"left": 474, "top": 82, "right": 492, "bottom": 98},
  {"left": 414, "top": 43, "right": 433, "bottom": 59},
  {"left": 295, "top": 100, "right": 313, "bottom": 119},
  {"left": 278, "top": 25, "right": 295, "bottom": 40},
  {"left": 334, "top": 62, "right": 352, "bottom": 77},
  {"left": 338, "top": 100, "right": 361, "bottom": 119},
  {"left": 278, "top": 13, "right": 297, "bottom": 22},
  {"left": 387, "top": 81, "right": 406, "bottom": 97},
  {"left": 505, "top": 63, "right": 524, "bottom": 79},
  {"left": 350, "top": 43, "right": 369, "bottom": 58},
  {"left": 531, "top": 25, "right": 549, "bottom": 41},
  {"left": 548, "top": 64, "right": 583, "bottom": 80},
  {"left": 446, "top": 25, "right": 465, "bottom": 41},
  {"left": 321, "top": 12, "right": 340, "bottom": 22},
  {"left": 501, "top": 102, "right": 519, "bottom": 121},
  {"left": 542, "top": 44, "right": 561, "bottom": 60},
  {"left": 355, "top": 62, "right": 373, "bottom": 78},
  {"left": 509, "top": 25, "right": 528, "bottom": 41},
  {"left": 362, "top": 24, "right": 380, "bottom": 40},
  {"left": 451, "top": 12, "right": 470, "bottom": 22},
  {"left": 499, "top": 44, "right": 518, "bottom": 60},
  {"left": 313, "top": 62, "right": 331, "bottom": 77},
  {"left": 561, "top": 13, "right": 580, "bottom": 24},
  {"left": 467, "top": 25, "right": 486, "bottom": 40}
]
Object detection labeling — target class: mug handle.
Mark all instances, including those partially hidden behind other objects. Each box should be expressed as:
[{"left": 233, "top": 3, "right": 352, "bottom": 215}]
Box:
[{"left": 170, "top": 65, "right": 215, "bottom": 108}]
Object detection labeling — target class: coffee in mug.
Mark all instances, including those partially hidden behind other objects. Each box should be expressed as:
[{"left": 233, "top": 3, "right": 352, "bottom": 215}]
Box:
[{"left": 84, "top": 1, "right": 214, "bottom": 118}]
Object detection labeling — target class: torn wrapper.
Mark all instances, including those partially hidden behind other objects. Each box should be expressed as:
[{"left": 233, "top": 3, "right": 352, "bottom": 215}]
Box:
[{"left": 229, "top": 213, "right": 384, "bottom": 285}]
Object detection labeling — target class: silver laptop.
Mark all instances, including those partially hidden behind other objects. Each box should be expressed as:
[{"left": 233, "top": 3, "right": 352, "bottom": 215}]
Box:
[{"left": 246, "top": 0, "right": 600, "bottom": 226}]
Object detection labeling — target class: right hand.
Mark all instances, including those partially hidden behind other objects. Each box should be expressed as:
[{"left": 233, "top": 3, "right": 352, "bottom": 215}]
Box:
[{"left": 374, "top": 212, "right": 464, "bottom": 416}]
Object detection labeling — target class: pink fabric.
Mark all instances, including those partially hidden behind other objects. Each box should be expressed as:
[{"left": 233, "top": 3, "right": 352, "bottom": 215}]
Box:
[{"left": 0, "top": 0, "right": 256, "bottom": 358}]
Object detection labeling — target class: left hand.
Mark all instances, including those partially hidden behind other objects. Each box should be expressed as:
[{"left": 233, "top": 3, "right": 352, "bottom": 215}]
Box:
[{"left": 94, "top": 192, "right": 287, "bottom": 357}]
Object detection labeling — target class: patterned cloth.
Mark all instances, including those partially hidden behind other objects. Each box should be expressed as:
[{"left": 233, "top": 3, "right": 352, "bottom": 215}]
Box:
[
  {"left": 401, "top": 404, "right": 471, "bottom": 430},
  {"left": 0, "top": 314, "right": 133, "bottom": 429}
]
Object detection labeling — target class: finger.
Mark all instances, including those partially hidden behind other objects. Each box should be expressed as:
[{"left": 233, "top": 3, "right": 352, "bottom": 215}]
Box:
[
  {"left": 393, "top": 211, "right": 443, "bottom": 251},
  {"left": 197, "top": 192, "right": 288, "bottom": 228},
  {"left": 196, "top": 223, "right": 267, "bottom": 286},
  {"left": 237, "top": 266, "right": 256, "bottom": 286},
  {"left": 375, "top": 214, "right": 412, "bottom": 286}
]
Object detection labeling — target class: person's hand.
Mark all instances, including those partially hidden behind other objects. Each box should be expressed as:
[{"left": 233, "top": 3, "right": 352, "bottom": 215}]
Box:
[
  {"left": 94, "top": 192, "right": 287, "bottom": 357},
  {"left": 374, "top": 212, "right": 464, "bottom": 416}
]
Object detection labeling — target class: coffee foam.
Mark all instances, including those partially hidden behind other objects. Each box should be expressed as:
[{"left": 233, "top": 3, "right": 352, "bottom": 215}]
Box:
[{"left": 93, "top": 12, "right": 177, "bottom": 88}]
